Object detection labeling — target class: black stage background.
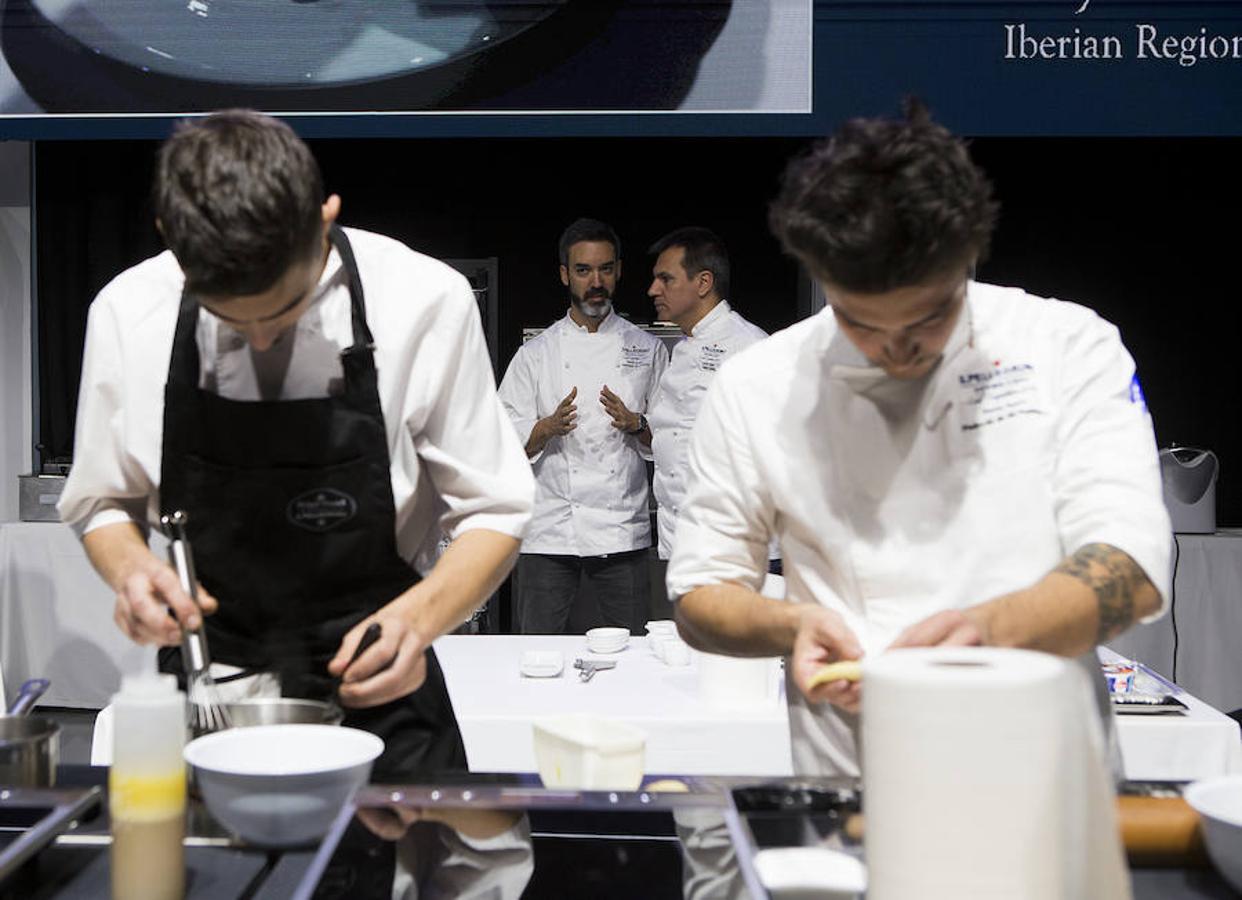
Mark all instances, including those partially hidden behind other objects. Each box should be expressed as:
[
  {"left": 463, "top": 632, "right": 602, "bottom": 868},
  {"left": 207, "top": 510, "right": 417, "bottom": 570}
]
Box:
[{"left": 32, "top": 135, "right": 1242, "bottom": 521}]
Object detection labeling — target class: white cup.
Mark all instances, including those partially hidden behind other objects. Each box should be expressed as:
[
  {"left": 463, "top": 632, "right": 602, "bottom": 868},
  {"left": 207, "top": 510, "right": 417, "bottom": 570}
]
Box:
[
  {"left": 653, "top": 635, "right": 679, "bottom": 663},
  {"left": 663, "top": 639, "right": 691, "bottom": 667}
]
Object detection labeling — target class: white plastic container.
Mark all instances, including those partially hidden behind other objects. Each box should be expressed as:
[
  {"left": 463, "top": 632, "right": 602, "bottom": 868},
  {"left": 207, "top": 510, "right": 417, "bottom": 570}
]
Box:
[
  {"left": 697, "top": 652, "right": 781, "bottom": 709},
  {"left": 532, "top": 715, "right": 646, "bottom": 790},
  {"left": 109, "top": 674, "right": 187, "bottom": 900}
]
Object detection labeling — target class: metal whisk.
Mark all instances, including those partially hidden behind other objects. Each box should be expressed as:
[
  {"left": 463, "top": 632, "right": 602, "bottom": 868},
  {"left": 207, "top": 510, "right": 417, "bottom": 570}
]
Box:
[{"left": 161, "top": 510, "right": 232, "bottom": 735}]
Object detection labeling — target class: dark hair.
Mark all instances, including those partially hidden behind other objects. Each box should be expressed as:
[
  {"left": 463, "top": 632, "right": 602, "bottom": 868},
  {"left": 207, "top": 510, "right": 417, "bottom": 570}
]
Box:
[
  {"left": 648, "top": 226, "right": 731, "bottom": 300},
  {"left": 769, "top": 100, "right": 998, "bottom": 294},
  {"left": 153, "top": 109, "right": 325, "bottom": 297},
  {"left": 558, "top": 218, "right": 621, "bottom": 267}
]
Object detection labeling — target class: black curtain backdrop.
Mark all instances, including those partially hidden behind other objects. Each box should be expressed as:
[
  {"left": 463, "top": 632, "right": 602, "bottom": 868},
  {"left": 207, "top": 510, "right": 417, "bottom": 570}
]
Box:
[{"left": 34, "top": 136, "right": 1242, "bottom": 519}]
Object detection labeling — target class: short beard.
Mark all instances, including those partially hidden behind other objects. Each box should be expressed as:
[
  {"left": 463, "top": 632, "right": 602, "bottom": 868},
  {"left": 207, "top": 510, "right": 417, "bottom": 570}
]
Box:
[{"left": 571, "top": 290, "right": 612, "bottom": 321}]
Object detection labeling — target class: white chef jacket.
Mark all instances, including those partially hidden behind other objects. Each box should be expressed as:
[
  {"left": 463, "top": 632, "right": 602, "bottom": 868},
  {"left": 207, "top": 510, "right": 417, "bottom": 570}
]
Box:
[
  {"left": 648, "top": 300, "right": 768, "bottom": 559},
  {"left": 58, "top": 227, "right": 534, "bottom": 574},
  {"left": 666, "top": 281, "right": 1172, "bottom": 776},
  {"left": 497, "top": 311, "right": 669, "bottom": 557}
]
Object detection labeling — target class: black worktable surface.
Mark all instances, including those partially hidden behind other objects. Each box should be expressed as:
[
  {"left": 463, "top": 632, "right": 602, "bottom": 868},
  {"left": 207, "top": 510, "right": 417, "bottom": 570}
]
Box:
[{"left": 3, "top": 768, "right": 1237, "bottom": 898}]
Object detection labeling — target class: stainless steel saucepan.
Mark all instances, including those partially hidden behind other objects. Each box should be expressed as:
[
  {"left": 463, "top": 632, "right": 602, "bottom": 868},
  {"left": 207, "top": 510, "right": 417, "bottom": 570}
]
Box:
[{"left": 0, "top": 678, "right": 60, "bottom": 787}]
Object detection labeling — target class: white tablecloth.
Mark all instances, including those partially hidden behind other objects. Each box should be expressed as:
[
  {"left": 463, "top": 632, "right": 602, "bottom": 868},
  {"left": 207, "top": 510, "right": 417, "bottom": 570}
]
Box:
[
  {"left": 0, "top": 521, "right": 155, "bottom": 708},
  {"left": 1099, "top": 646, "right": 1242, "bottom": 782},
  {"left": 432, "top": 634, "right": 794, "bottom": 777},
  {"left": 434, "top": 635, "right": 1242, "bottom": 783}
]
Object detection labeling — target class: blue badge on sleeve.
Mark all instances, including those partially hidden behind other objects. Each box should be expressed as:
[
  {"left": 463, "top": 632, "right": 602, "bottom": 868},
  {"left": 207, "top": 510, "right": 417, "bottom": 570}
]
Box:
[{"left": 1129, "top": 373, "right": 1147, "bottom": 412}]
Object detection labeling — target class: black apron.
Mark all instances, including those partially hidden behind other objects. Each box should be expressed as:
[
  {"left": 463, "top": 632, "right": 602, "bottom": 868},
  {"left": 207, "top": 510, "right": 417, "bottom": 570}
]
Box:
[{"left": 158, "top": 225, "right": 466, "bottom": 781}]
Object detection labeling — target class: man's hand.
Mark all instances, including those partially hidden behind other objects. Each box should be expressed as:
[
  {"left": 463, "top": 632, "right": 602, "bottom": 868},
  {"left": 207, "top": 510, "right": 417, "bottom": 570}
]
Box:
[
  {"left": 114, "top": 559, "right": 220, "bottom": 646},
  {"left": 84, "top": 521, "right": 219, "bottom": 647},
  {"left": 330, "top": 530, "right": 518, "bottom": 708},
  {"left": 599, "top": 384, "right": 641, "bottom": 433},
  {"left": 790, "top": 606, "right": 865, "bottom": 714},
  {"left": 527, "top": 387, "right": 577, "bottom": 456},
  {"left": 328, "top": 598, "right": 429, "bottom": 709},
  {"left": 888, "top": 608, "right": 985, "bottom": 651}
]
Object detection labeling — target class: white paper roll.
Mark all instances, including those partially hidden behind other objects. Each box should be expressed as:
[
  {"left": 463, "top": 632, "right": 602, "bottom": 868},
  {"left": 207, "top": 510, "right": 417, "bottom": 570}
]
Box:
[{"left": 861, "top": 647, "right": 1130, "bottom": 900}]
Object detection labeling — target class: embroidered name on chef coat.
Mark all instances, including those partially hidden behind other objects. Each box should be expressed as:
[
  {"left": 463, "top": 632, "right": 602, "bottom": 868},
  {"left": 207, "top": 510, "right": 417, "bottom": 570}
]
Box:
[
  {"left": 697, "top": 344, "right": 728, "bottom": 372},
  {"left": 620, "top": 344, "right": 653, "bottom": 369},
  {"left": 957, "top": 362, "right": 1045, "bottom": 431}
]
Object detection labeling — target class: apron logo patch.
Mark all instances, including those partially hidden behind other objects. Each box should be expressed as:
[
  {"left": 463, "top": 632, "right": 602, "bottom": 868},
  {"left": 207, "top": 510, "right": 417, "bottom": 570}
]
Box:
[{"left": 287, "top": 488, "right": 357, "bottom": 532}]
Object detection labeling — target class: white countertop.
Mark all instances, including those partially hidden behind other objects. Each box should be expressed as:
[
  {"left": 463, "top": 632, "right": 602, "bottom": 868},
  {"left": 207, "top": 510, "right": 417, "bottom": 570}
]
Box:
[{"left": 433, "top": 634, "right": 793, "bottom": 777}]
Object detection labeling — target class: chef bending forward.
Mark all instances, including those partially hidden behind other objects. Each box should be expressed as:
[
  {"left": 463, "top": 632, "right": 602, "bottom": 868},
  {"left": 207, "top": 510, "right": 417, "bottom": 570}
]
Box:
[
  {"left": 59, "top": 110, "right": 534, "bottom": 779},
  {"left": 667, "top": 102, "right": 1173, "bottom": 776}
]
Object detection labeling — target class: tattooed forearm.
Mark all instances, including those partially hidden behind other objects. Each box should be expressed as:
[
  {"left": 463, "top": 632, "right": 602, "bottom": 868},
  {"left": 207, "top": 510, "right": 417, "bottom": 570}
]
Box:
[{"left": 1054, "top": 543, "right": 1151, "bottom": 644}]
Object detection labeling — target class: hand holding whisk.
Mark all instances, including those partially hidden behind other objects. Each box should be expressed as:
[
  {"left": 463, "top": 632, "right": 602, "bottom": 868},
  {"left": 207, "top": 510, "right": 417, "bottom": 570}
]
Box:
[{"left": 161, "top": 510, "right": 232, "bottom": 735}]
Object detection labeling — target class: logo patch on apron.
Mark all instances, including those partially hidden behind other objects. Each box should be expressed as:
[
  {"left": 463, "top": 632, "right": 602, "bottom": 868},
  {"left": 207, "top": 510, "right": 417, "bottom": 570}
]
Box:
[{"left": 287, "top": 488, "right": 358, "bottom": 532}]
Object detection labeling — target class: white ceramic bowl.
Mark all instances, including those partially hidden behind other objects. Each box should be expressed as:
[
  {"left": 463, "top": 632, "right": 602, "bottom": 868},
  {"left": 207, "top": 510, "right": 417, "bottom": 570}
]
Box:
[
  {"left": 1184, "top": 775, "right": 1242, "bottom": 892},
  {"left": 184, "top": 724, "right": 383, "bottom": 847},
  {"left": 532, "top": 715, "right": 646, "bottom": 791},
  {"left": 585, "top": 627, "right": 630, "bottom": 654}
]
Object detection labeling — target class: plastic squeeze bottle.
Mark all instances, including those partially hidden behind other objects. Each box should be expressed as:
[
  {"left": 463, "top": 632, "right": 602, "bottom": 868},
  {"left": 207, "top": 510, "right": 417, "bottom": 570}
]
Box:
[{"left": 110, "top": 674, "right": 186, "bottom": 900}]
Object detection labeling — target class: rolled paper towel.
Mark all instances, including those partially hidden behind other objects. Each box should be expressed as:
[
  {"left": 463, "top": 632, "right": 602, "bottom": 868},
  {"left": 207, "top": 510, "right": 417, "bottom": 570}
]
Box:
[{"left": 862, "top": 647, "right": 1130, "bottom": 900}]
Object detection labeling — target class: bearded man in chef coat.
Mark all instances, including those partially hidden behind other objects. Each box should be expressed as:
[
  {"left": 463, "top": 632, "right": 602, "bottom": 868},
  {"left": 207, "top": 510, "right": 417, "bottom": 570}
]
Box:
[
  {"left": 498, "top": 218, "right": 669, "bottom": 634},
  {"left": 667, "top": 102, "right": 1172, "bottom": 776},
  {"left": 58, "top": 110, "right": 535, "bottom": 780}
]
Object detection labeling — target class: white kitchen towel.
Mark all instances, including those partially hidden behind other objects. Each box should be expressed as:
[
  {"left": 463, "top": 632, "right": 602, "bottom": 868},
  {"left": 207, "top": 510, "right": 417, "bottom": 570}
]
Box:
[{"left": 862, "top": 646, "right": 1130, "bottom": 900}]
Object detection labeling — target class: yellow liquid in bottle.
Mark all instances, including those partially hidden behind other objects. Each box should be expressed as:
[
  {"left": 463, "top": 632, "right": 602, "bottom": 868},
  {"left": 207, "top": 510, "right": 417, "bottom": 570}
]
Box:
[{"left": 109, "top": 770, "right": 186, "bottom": 900}]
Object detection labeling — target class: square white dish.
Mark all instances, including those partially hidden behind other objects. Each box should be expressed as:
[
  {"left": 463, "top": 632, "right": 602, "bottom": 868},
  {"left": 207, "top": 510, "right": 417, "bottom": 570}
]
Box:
[{"left": 520, "top": 650, "right": 565, "bottom": 678}]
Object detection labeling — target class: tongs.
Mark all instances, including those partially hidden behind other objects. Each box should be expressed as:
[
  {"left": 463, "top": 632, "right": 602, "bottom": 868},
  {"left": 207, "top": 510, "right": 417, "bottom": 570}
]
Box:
[
  {"left": 161, "top": 510, "right": 232, "bottom": 735},
  {"left": 573, "top": 658, "right": 617, "bottom": 683}
]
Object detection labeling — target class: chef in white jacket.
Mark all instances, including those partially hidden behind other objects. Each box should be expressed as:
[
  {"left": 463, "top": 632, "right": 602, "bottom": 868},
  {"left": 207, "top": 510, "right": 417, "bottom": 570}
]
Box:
[
  {"left": 667, "top": 103, "right": 1172, "bottom": 775},
  {"left": 57, "top": 110, "right": 534, "bottom": 782},
  {"left": 498, "top": 218, "right": 669, "bottom": 634},
  {"left": 645, "top": 227, "right": 771, "bottom": 563}
]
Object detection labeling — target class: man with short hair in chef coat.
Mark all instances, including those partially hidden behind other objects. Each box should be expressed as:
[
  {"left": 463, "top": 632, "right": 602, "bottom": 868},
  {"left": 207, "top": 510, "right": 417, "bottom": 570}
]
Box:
[
  {"left": 645, "top": 226, "right": 773, "bottom": 566},
  {"left": 58, "top": 110, "right": 535, "bottom": 780},
  {"left": 498, "top": 218, "right": 669, "bottom": 634},
  {"left": 668, "top": 102, "right": 1172, "bottom": 776}
]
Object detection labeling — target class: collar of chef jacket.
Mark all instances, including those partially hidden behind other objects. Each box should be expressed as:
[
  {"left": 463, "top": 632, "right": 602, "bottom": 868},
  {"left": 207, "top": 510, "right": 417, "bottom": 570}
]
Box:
[
  {"left": 822, "top": 289, "right": 976, "bottom": 430},
  {"left": 558, "top": 307, "right": 626, "bottom": 336},
  {"left": 196, "top": 246, "right": 351, "bottom": 401},
  {"left": 687, "top": 298, "right": 732, "bottom": 338}
]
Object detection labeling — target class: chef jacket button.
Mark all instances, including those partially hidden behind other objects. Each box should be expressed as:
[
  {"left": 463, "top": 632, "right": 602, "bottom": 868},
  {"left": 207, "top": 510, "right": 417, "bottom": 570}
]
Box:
[{"left": 564, "top": 363, "right": 570, "bottom": 369}]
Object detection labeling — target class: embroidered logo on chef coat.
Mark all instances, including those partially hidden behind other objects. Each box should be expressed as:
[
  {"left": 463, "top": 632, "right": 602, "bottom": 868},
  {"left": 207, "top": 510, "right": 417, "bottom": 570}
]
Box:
[
  {"left": 957, "top": 361, "right": 1044, "bottom": 431},
  {"left": 286, "top": 488, "right": 357, "bottom": 532},
  {"left": 697, "top": 344, "right": 728, "bottom": 372},
  {"left": 620, "top": 344, "right": 653, "bottom": 369}
]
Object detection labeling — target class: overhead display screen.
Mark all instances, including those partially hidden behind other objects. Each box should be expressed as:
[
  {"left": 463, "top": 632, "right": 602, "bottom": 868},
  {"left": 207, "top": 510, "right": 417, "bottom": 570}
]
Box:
[
  {"left": 0, "top": 0, "right": 812, "bottom": 136},
  {"left": 0, "top": 1, "right": 1238, "bottom": 138}
]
